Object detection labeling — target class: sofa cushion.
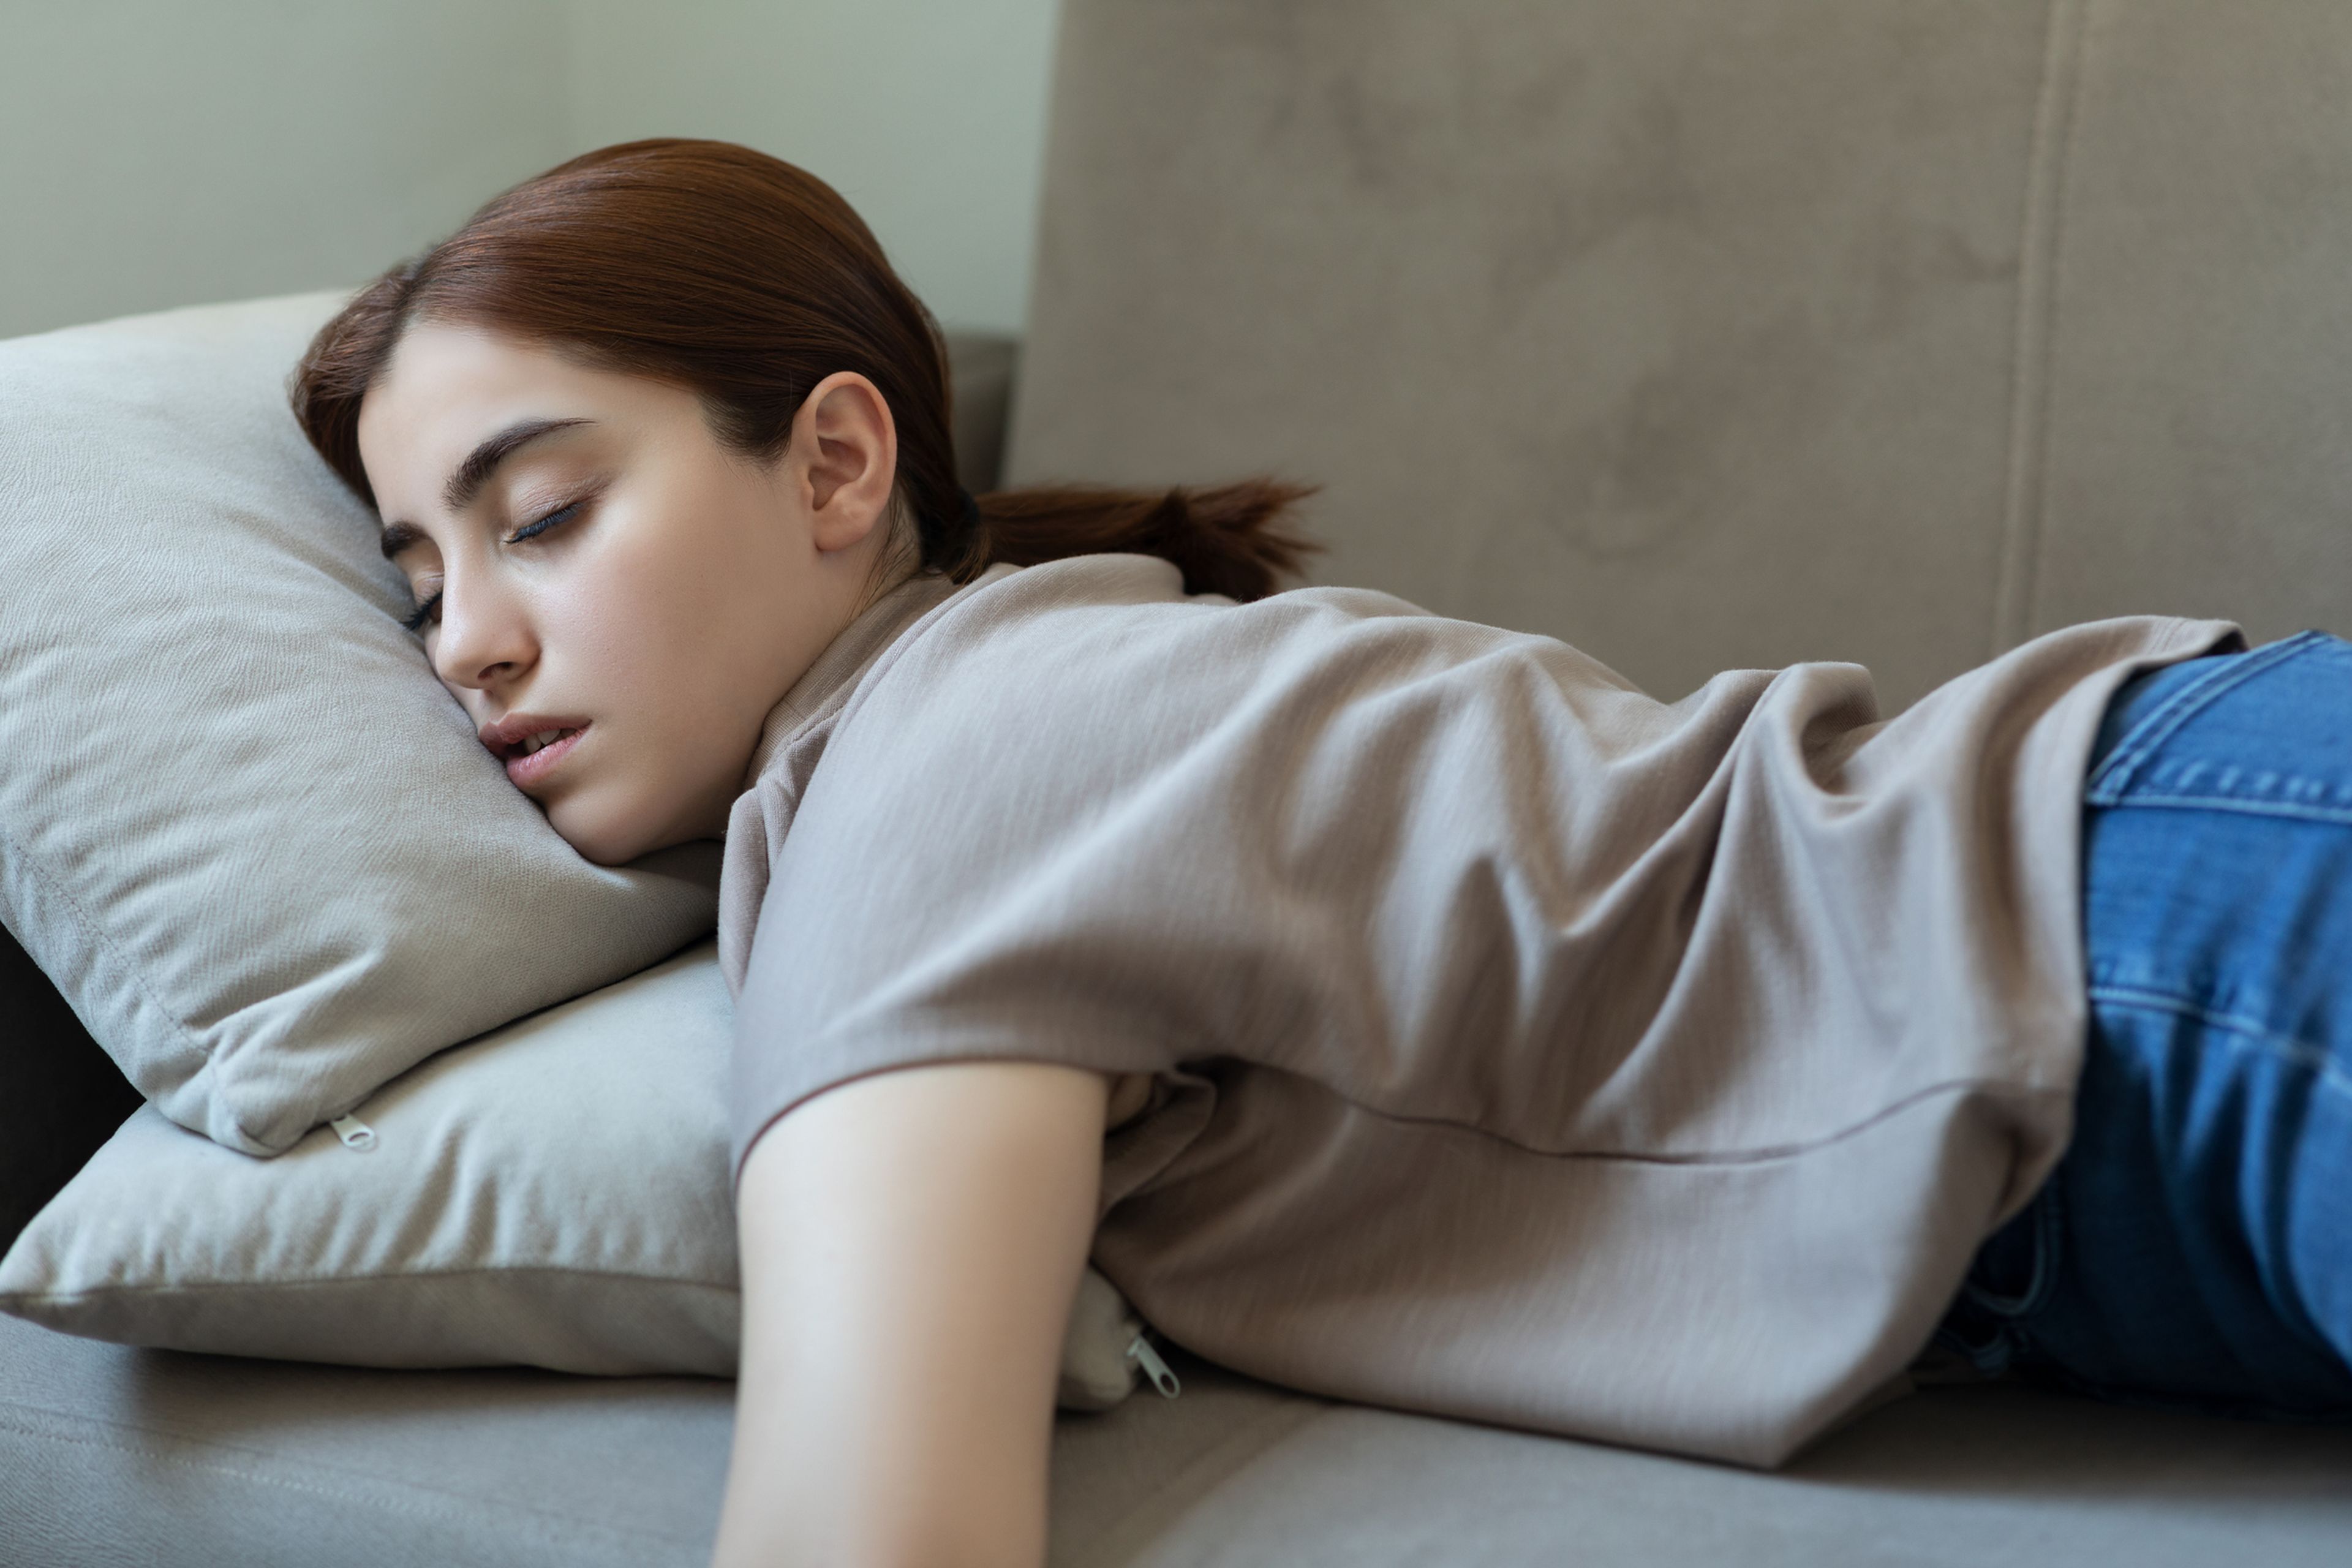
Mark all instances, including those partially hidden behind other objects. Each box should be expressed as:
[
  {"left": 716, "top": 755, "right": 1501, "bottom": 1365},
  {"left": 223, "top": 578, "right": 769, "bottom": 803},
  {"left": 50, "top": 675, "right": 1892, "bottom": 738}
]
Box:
[
  {"left": 0, "top": 290, "right": 718, "bottom": 1155},
  {"left": 0, "top": 943, "right": 739, "bottom": 1374},
  {"left": 0, "top": 940, "right": 1152, "bottom": 1408},
  {"left": 6, "top": 1308, "right": 2350, "bottom": 1568},
  {"left": 1009, "top": 0, "right": 2350, "bottom": 713}
]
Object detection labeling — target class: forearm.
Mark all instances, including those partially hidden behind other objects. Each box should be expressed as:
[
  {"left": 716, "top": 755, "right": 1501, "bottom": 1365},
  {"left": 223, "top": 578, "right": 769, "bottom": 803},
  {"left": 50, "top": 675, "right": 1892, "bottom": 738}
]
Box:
[{"left": 711, "top": 1061, "right": 1109, "bottom": 1568}]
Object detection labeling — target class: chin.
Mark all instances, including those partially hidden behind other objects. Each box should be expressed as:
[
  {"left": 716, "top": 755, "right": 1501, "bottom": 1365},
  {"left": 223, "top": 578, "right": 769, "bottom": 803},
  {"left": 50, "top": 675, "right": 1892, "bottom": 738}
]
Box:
[
  {"left": 540, "top": 751, "right": 737, "bottom": 867},
  {"left": 543, "top": 792, "right": 665, "bottom": 868}
]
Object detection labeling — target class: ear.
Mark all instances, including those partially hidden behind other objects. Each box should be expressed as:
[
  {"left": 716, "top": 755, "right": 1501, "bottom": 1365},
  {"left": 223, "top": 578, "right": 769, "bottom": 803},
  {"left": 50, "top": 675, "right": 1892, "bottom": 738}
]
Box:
[{"left": 788, "top": 371, "right": 898, "bottom": 554}]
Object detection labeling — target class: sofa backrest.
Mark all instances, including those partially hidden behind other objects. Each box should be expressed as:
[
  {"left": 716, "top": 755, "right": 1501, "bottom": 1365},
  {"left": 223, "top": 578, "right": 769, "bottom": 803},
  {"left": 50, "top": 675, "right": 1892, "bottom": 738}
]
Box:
[{"left": 1007, "top": 0, "right": 2350, "bottom": 709}]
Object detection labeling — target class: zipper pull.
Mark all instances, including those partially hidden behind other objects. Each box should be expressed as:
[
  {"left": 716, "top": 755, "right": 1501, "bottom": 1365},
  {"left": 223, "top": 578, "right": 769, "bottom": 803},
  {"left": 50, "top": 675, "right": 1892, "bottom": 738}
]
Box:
[
  {"left": 330, "top": 1114, "right": 377, "bottom": 1152},
  {"left": 1125, "top": 1332, "right": 1182, "bottom": 1399}
]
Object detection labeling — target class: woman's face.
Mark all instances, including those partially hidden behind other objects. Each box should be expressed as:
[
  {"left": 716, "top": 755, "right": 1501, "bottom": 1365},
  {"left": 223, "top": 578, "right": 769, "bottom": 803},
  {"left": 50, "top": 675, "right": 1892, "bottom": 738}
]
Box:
[{"left": 356, "top": 322, "right": 900, "bottom": 865}]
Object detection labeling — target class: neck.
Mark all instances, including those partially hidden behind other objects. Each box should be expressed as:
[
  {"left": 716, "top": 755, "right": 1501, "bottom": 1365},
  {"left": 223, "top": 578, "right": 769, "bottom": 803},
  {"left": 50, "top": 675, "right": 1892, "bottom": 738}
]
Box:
[{"left": 845, "top": 506, "right": 925, "bottom": 623}]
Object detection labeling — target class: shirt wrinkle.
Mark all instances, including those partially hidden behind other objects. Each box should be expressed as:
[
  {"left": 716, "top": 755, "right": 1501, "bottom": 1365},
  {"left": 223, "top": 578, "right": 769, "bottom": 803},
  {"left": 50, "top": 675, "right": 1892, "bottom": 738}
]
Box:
[{"left": 719, "top": 551, "right": 2237, "bottom": 1468}]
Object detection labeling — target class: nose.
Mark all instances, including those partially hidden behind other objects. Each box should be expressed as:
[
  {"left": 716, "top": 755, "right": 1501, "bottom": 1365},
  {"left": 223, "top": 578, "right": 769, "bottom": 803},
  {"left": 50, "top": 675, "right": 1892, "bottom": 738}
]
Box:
[{"left": 429, "top": 570, "right": 538, "bottom": 695}]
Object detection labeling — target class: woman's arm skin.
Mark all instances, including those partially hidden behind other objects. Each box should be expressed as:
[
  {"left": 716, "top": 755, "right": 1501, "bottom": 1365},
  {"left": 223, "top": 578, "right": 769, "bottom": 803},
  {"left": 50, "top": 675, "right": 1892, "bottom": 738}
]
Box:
[{"left": 710, "top": 1061, "right": 1110, "bottom": 1568}]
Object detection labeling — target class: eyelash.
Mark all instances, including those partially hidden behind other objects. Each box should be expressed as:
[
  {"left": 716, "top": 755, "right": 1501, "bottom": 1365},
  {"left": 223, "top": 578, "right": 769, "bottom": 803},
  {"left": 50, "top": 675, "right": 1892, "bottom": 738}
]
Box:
[{"left": 400, "top": 498, "right": 586, "bottom": 633}]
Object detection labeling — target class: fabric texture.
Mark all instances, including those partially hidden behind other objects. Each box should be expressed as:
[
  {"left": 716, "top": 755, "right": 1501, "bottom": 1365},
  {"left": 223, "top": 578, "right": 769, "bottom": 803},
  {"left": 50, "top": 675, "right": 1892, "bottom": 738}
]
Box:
[
  {"left": 1936, "top": 630, "right": 2352, "bottom": 1419},
  {"left": 9, "top": 1310, "right": 2352, "bottom": 1568},
  {"left": 722, "top": 549, "right": 2235, "bottom": 1468},
  {"left": 0, "top": 943, "right": 740, "bottom": 1374},
  {"left": 1009, "top": 1, "right": 2350, "bottom": 717},
  {"left": 718, "top": 568, "right": 986, "bottom": 995},
  {"left": 0, "top": 292, "right": 718, "bottom": 1155},
  {"left": 0, "top": 940, "right": 1145, "bottom": 1408}
]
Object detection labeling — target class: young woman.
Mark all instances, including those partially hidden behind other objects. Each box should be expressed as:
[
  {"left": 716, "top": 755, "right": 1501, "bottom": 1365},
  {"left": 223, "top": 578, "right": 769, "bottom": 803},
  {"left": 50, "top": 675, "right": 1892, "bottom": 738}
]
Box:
[{"left": 295, "top": 140, "right": 2352, "bottom": 1567}]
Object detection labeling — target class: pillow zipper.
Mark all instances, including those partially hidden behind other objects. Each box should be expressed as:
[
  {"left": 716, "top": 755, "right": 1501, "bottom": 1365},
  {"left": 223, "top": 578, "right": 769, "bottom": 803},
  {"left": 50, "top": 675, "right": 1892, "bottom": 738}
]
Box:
[{"left": 1125, "top": 1330, "right": 1182, "bottom": 1399}]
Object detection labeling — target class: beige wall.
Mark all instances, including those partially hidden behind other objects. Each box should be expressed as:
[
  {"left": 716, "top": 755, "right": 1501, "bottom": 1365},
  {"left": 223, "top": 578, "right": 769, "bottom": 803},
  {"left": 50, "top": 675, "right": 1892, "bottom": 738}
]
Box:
[
  {"left": 0, "top": 0, "right": 1060, "bottom": 341},
  {"left": 568, "top": 0, "right": 1061, "bottom": 335}
]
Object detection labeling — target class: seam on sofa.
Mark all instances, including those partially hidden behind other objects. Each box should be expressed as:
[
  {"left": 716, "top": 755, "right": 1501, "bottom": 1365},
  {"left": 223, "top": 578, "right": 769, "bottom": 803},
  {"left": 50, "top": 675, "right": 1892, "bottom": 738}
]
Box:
[
  {"left": 1991, "top": 0, "right": 2092, "bottom": 657},
  {"left": 1062, "top": 1394, "right": 1332, "bottom": 1564},
  {"left": 0, "top": 1407, "right": 703, "bottom": 1551}
]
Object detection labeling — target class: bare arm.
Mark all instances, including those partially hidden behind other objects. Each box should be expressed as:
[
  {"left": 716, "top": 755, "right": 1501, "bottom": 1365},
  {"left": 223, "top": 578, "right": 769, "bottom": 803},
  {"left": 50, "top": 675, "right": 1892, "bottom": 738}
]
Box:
[{"left": 710, "top": 1061, "right": 1110, "bottom": 1568}]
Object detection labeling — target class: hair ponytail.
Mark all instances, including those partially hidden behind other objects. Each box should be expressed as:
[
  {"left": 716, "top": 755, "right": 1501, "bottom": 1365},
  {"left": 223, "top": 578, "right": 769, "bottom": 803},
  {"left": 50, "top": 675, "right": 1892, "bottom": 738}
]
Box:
[
  {"left": 293, "top": 140, "right": 1320, "bottom": 604},
  {"left": 943, "top": 480, "right": 1314, "bottom": 601}
]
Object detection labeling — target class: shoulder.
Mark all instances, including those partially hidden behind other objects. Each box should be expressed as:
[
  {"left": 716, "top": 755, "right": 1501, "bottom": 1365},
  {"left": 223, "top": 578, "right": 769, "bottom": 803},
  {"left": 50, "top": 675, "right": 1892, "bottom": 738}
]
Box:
[
  {"left": 778, "top": 555, "right": 1673, "bottom": 920},
  {"left": 894, "top": 552, "right": 1439, "bottom": 659},
  {"left": 845, "top": 552, "right": 1570, "bottom": 742}
]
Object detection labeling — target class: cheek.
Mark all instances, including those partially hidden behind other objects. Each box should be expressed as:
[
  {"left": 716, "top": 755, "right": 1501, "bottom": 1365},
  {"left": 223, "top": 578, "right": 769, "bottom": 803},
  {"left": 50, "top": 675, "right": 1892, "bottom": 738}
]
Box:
[
  {"left": 541, "top": 491, "right": 794, "bottom": 764},
  {"left": 582, "top": 482, "right": 783, "bottom": 647},
  {"left": 543, "top": 508, "right": 728, "bottom": 676}
]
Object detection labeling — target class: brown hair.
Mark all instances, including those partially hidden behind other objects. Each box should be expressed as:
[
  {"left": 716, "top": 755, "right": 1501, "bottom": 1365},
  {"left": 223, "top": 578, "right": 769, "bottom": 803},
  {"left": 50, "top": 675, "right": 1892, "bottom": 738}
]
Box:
[{"left": 292, "top": 138, "right": 1317, "bottom": 601}]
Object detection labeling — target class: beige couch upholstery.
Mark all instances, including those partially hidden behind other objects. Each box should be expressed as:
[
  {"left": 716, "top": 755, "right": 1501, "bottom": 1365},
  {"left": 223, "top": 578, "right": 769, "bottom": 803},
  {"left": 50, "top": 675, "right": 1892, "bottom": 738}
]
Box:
[
  {"left": 6, "top": 1309, "right": 2351, "bottom": 1567},
  {"left": 1011, "top": 0, "right": 2351, "bottom": 712},
  {"left": 7, "top": 2, "right": 2352, "bottom": 1562}
]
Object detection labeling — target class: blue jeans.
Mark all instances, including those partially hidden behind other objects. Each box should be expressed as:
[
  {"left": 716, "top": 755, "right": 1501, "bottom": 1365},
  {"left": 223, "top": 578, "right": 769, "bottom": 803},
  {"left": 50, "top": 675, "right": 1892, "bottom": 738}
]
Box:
[{"left": 1932, "top": 629, "right": 2352, "bottom": 1422}]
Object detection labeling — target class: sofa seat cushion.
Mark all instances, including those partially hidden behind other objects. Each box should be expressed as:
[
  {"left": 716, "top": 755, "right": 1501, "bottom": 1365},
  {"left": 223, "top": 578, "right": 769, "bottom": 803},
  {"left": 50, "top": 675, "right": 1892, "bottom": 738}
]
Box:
[{"left": 7, "top": 1313, "right": 2351, "bottom": 1567}]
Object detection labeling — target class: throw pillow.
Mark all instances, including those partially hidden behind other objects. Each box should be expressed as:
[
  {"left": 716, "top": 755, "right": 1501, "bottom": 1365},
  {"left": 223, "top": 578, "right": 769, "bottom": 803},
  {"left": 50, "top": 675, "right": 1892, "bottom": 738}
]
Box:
[
  {"left": 0, "top": 292, "right": 717, "bottom": 1154},
  {"left": 0, "top": 941, "right": 1161, "bottom": 1410}
]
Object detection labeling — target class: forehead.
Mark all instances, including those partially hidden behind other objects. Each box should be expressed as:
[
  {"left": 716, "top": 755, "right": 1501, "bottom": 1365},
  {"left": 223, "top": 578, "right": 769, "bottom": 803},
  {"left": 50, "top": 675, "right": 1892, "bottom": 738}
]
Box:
[{"left": 353, "top": 325, "right": 666, "bottom": 517}]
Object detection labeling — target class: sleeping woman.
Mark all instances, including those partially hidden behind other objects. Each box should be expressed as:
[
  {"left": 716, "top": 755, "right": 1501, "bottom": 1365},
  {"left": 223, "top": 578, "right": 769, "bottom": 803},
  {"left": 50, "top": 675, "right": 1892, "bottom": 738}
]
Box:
[{"left": 292, "top": 139, "right": 2352, "bottom": 1568}]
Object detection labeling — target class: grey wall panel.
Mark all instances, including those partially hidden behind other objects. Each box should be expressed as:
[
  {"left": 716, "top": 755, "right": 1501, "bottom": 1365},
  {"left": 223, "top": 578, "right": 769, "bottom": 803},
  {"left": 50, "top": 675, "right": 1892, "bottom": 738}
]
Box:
[
  {"left": 1011, "top": 0, "right": 2058, "bottom": 710},
  {"left": 2028, "top": 0, "right": 2352, "bottom": 647}
]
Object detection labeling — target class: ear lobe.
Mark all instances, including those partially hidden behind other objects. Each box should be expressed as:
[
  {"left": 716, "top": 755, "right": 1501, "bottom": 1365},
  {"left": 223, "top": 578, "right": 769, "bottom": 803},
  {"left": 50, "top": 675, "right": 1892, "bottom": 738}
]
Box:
[{"left": 797, "top": 371, "right": 898, "bottom": 553}]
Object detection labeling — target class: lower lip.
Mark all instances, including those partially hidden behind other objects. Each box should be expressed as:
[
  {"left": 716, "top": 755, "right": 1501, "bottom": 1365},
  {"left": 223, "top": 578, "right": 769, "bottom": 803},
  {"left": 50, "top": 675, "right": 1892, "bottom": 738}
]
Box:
[{"left": 505, "top": 725, "right": 587, "bottom": 788}]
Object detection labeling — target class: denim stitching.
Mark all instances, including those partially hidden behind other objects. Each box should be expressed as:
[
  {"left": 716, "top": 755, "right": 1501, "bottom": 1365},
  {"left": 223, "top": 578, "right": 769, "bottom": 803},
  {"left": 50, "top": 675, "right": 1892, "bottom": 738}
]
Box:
[
  {"left": 2078, "top": 792, "right": 2352, "bottom": 827},
  {"left": 2084, "top": 631, "right": 2334, "bottom": 803},
  {"left": 2087, "top": 982, "right": 2352, "bottom": 1105},
  {"left": 2082, "top": 649, "right": 2257, "bottom": 796}
]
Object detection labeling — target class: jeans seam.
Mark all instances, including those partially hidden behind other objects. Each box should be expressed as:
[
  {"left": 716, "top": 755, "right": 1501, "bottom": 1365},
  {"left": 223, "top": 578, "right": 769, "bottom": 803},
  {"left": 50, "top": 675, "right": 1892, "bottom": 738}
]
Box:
[
  {"left": 2087, "top": 982, "right": 2352, "bottom": 1106},
  {"left": 2084, "top": 630, "right": 2332, "bottom": 803},
  {"left": 2077, "top": 793, "right": 2352, "bottom": 827}
]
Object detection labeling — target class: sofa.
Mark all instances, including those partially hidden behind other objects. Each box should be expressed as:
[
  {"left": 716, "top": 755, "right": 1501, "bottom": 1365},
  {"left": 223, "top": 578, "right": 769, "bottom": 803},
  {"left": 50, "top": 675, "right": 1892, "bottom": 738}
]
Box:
[{"left": 7, "top": 2, "right": 2352, "bottom": 1562}]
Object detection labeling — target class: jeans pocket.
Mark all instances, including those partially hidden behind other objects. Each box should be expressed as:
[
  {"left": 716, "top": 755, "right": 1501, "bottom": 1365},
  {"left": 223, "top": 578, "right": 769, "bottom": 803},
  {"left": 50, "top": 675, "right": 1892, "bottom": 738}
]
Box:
[
  {"left": 2086, "top": 630, "right": 2352, "bottom": 816},
  {"left": 1931, "top": 1174, "right": 2065, "bottom": 1378}
]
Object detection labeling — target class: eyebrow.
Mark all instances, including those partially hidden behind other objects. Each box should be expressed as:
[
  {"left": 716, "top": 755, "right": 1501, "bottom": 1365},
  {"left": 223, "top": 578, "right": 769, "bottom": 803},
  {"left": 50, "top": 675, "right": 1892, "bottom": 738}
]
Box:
[{"left": 377, "top": 416, "right": 594, "bottom": 559}]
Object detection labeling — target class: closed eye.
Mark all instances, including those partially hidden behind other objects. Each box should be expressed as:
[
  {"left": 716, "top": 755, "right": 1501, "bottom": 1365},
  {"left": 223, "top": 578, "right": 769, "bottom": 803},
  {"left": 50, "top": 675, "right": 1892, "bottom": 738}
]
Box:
[
  {"left": 398, "top": 497, "right": 586, "bottom": 635},
  {"left": 505, "top": 497, "right": 586, "bottom": 545}
]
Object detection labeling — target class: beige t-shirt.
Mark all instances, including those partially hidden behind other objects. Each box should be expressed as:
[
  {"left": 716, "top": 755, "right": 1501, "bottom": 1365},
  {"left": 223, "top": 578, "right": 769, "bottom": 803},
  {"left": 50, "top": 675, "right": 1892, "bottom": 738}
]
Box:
[{"left": 718, "top": 554, "right": 2237, "bottom": 1468}]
